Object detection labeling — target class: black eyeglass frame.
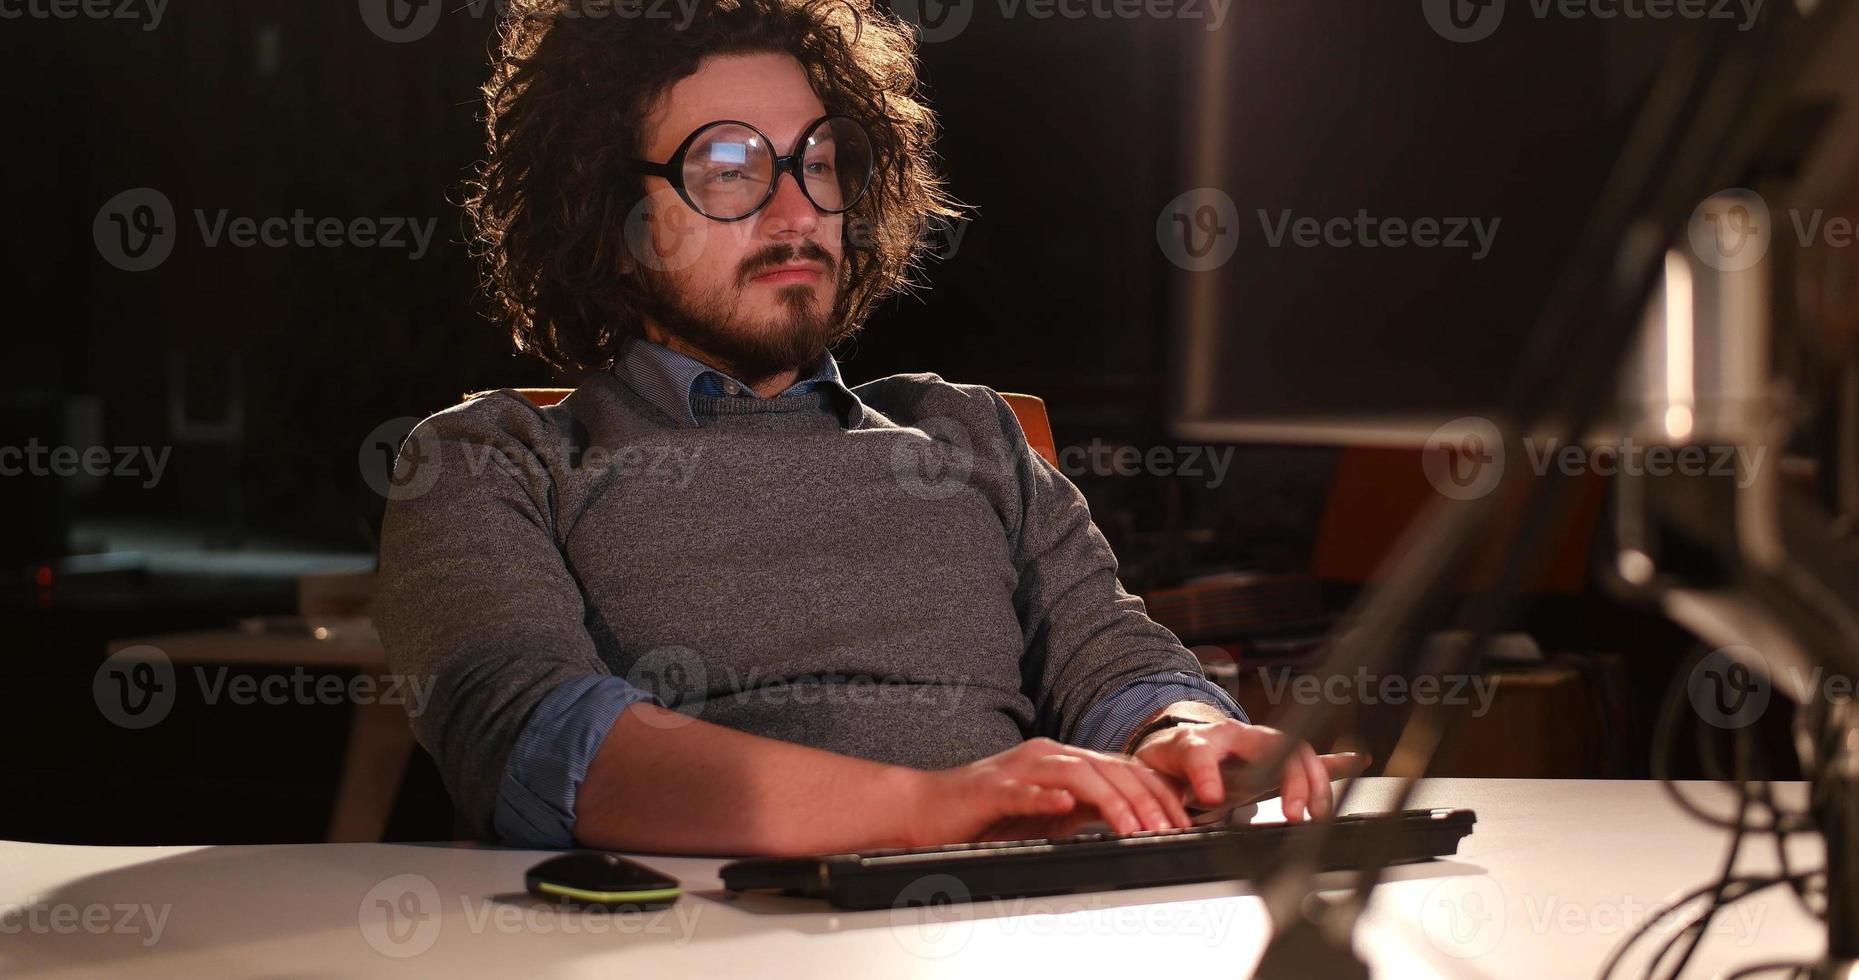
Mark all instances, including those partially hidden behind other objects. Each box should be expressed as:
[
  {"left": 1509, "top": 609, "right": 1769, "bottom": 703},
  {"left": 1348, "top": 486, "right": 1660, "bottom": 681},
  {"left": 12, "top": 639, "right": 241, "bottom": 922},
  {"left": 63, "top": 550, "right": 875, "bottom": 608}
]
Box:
[{"left": 630, "top": 114, "right": 874, "bottom": 223}]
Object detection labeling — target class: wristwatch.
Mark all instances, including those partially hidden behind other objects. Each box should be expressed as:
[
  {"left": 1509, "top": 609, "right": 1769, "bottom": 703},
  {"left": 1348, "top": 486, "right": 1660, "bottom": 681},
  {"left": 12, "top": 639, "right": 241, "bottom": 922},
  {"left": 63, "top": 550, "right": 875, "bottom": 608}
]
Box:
[{"left": 1121, "top": 711, "right": 1207, "bottom": 754}]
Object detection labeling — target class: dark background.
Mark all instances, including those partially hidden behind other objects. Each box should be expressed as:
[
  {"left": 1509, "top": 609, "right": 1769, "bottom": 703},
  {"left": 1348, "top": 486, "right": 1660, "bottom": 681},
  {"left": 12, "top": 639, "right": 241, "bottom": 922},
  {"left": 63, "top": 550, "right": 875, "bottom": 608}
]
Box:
[{"left": 0, "top": 2, "right": 1776, "bottom": 843}]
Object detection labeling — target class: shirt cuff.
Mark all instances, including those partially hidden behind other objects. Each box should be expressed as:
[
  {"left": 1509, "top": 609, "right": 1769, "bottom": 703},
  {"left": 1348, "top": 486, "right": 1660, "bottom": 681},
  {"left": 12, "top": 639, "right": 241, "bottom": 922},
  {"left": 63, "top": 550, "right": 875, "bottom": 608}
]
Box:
[
  {"left": 492, "top": 675, "right": 660, "bottom": 848},
  {"left": 1071, "top": 668, "right": 1249, "bottom": 753}
]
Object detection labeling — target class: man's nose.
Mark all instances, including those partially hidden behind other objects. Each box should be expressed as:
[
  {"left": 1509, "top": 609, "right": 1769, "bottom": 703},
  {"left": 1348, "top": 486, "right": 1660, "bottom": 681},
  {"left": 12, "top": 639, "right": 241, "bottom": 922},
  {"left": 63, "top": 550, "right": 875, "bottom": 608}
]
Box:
[{"left": 756, "top": 167, "right": 821, "bottom": 239}]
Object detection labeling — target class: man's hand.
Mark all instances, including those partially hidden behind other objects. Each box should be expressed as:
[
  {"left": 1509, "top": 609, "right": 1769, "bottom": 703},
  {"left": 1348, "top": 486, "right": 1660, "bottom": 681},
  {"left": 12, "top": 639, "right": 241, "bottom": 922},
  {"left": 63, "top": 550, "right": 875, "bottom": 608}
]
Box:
[
  {"left": 898, "top": 737, "right": 1194, "bottom": 847},
  {"left": 1131, "top": 717, "right": 1369, "bottom": 822}
]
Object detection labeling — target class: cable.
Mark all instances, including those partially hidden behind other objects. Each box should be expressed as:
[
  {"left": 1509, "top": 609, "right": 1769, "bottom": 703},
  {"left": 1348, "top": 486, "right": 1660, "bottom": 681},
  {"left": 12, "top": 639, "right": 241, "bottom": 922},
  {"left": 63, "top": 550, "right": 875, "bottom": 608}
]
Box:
[
  {"left": 1260, "top": 14, "right": 1780, "bottom": 937},
  {"left": 1747, "top": 731, "right": 1826, "bottom": 922},
  {"left": 1596, "top": 873, "right": 1811, "bottom": 980},
  {"left": 1718, "top": 962, "right": 1810, "bottom": 980},
  {"left": 1646, "top": 725, "right": 1754, "bottom": 980},
  {"left": 1598, "top": 644, "right": 1829, "bottom": 980},
  {"left": 1648, "top": 648, "right": 1814, "bottom": 835},
  {"left": 1241, "top": 2, "right": 1852, "bottom": 968}
]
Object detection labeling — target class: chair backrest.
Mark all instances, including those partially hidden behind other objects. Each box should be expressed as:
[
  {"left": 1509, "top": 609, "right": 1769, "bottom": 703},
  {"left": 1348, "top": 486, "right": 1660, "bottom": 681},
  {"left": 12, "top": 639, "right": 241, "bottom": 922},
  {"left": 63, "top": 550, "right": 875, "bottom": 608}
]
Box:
[
  {"left": 505, "top": 387, "right": 1060, "bottom": 468},
  {"left": 1309, "top": 446, "right": 1606, "bottom": 593},
  {"left": 998, "top": 393, "right": 1058, "bottom": 468}
]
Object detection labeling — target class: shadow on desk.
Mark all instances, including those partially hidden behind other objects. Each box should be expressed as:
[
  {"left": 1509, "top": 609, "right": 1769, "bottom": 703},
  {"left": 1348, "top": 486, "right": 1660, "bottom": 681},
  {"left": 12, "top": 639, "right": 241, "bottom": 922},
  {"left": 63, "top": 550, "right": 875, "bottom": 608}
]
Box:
[
  {"left": 2, "top": 843, "right": 626, "bottom": 976},
  {"left": 702, "top": 858, "right": 1485, "bottom": 924},
  {"left": 5, "top": 838, "right": 1484, "bottom": 975}
]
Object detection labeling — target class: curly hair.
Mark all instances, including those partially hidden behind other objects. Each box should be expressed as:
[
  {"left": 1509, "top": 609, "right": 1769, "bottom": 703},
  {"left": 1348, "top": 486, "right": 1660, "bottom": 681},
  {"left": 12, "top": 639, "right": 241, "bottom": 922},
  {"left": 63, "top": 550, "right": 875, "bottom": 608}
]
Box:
[{"left": 463, "top": 0, "right": 962, "bottom": 375}]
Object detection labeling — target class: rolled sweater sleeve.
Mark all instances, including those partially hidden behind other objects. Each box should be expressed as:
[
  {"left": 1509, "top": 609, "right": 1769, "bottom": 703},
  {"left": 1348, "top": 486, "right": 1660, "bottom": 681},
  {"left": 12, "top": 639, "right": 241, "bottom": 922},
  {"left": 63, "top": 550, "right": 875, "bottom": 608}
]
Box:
[
  {"left": 375, "top": 392, "right": 629, "bottom": 841},
  {"left": 1071, "top": 669, "right": 1249, "bottom": 753},
  {"left": 979, "top": 390, "right": 1226, "bottom": 744},
  {"left": 494, "top": 676, "right": 658, "bottom": 847}
]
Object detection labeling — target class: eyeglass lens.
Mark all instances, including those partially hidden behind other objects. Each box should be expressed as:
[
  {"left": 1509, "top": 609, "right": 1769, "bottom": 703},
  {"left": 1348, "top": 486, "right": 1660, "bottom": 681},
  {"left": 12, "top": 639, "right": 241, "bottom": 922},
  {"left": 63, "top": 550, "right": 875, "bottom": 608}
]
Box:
[{"left": 680, "top": 117, "right": 872, "bottom": 220}]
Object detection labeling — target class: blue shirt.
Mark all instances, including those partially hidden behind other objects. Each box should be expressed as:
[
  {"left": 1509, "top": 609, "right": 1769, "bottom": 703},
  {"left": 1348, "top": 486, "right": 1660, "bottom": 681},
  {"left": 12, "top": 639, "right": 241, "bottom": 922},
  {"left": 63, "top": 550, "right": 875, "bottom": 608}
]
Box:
[{"left": 492, "top": 336, "right": 1246, "bottom": 847}]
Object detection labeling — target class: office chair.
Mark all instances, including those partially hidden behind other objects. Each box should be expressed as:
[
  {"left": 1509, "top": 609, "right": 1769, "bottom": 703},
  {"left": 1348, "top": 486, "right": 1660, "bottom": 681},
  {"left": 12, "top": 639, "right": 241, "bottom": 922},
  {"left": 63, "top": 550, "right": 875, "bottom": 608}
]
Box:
[{"left": 1308, "top": 447, "right": 1606, "bottom": 593}]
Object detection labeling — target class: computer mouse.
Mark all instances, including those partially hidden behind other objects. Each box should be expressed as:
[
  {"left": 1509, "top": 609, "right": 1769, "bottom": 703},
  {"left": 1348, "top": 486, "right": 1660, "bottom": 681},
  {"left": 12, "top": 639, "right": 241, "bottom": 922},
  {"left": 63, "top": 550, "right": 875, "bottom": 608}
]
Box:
[{"left": 525, "top": 851, "right": 681, "bottom": 910}]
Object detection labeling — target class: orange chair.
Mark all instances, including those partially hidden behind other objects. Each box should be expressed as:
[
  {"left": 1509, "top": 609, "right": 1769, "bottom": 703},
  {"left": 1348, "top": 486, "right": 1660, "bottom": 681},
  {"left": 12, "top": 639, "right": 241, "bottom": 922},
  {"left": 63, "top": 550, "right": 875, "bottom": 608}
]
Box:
[
  {"left": 506, "top": 387, "right": 1060, "bottom": 468},
  {"left": 1309, "top": 446, "right": 1608, "bottom": 594}
]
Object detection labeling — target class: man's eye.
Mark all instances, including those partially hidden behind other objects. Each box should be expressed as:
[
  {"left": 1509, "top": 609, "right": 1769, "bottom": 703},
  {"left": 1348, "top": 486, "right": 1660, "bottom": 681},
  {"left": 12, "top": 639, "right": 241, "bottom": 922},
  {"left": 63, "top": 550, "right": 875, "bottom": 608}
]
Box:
[
  {"left": 804, "top": 160, "right": 835, "bottom": 176},
  {"left": 705, "top": 169, "right": 745, "bottom": 184}
]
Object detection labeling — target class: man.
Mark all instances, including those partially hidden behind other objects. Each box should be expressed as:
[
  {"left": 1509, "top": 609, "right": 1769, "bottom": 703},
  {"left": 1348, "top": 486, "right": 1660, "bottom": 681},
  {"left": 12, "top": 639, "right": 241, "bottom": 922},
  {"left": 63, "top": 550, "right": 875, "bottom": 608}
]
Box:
[{"left": 376, "top": 0, "right": 1360, "bottom": 855}]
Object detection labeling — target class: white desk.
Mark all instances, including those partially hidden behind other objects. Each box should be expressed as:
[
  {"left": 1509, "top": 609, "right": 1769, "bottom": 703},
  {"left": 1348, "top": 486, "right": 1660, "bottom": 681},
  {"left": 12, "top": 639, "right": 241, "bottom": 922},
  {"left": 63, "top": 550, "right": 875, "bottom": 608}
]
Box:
[{"left": 0, "top": 779, "right": 1827, "bottom": 978}]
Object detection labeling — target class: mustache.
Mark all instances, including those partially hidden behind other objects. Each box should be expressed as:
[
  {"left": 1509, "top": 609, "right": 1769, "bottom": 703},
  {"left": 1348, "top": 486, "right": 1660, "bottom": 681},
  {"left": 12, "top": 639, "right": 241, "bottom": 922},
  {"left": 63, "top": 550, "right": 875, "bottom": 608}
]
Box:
[{"left": 738, "top": 240, "right": 834, "bottom": 284}]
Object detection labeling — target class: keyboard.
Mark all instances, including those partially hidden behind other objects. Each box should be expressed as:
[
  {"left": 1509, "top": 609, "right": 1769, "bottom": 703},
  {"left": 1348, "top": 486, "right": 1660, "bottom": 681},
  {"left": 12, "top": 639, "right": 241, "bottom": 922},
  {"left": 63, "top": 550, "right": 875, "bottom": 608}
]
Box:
[{"left": 721, "top": 807, "right": 1476, "bottom": 910}]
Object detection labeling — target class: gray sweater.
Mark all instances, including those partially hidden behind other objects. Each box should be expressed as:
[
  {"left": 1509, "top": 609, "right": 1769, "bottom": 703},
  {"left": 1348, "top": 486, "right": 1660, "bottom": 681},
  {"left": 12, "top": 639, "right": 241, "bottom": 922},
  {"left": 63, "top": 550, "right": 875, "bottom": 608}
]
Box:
[{"left": 375, "top": 369, "right": 1210, "bottom": 837}]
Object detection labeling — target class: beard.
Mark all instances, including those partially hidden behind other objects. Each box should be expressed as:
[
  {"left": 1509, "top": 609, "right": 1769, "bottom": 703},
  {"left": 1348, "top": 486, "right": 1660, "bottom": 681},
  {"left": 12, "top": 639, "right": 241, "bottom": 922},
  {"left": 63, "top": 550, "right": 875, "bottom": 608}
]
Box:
[{"left": 633, "top": 239, "right": 841, "bottom": 386}]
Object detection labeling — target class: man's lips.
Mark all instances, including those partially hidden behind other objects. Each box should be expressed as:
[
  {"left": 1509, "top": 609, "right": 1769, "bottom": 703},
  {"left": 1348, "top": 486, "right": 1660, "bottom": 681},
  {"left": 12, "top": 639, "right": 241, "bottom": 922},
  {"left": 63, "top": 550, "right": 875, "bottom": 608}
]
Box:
[{"left": 749, "top": 263, "right": 825, "bottom": 285}]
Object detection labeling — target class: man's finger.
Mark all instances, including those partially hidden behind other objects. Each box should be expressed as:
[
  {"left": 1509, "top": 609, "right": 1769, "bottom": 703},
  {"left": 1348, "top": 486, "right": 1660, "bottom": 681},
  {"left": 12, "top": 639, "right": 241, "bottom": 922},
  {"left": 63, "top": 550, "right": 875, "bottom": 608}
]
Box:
[
  {"left": 1178, "top": 737, "right": 1229, "bottom": 806},
  {"left": 1220, "top": 725, "right": 1298, "bottom": 793},
  {"left": 1279, "top": 751, "right": 1309, "bottom": 822},
  {"left": 1320, "top": 751, "right": 1371, "bottom": 782},
  {"left": 1084, "top": 755, "right": 1178, "bottom": 832},
  {"left": 994, "top": 780, "right": 1075, "bottom": 819},
  {"left": 1028, "top": 756, "right": 1141, "bottom": 834},
  {"left": 1127, "top": 760, "right": 1192, "bottom": 827},
  {"left": 1300, "top": 743, "right": 1331, "bottom": 820}
]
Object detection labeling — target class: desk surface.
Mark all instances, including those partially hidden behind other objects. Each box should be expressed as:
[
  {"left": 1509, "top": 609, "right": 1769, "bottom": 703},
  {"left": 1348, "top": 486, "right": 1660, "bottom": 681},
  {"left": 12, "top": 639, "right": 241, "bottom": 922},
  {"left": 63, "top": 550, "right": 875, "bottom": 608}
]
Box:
[{"left": 1, "top": 778, "right": 1826, "bottom": 978}]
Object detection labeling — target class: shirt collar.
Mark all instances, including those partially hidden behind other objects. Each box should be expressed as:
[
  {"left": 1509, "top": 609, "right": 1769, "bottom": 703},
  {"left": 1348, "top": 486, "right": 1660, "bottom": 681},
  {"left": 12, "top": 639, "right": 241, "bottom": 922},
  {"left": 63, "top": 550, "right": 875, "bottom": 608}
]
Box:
[{"left": 611, "top": 334, "right": 858, "bottom": 428}]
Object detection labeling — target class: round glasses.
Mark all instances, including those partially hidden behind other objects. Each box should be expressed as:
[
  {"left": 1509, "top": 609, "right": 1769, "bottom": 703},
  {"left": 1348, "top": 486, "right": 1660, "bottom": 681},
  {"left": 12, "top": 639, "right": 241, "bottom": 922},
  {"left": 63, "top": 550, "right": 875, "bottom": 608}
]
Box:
[{"left": 631, "top": 114, "right": 875, "bottom": 222}]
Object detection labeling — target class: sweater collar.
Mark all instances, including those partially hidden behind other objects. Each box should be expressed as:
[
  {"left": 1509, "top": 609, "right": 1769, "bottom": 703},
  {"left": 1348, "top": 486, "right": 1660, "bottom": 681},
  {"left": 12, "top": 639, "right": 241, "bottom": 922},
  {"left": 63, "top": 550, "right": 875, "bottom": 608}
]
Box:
[{"left": 611, "top": 334, "right": 860, "bottom": 429}]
